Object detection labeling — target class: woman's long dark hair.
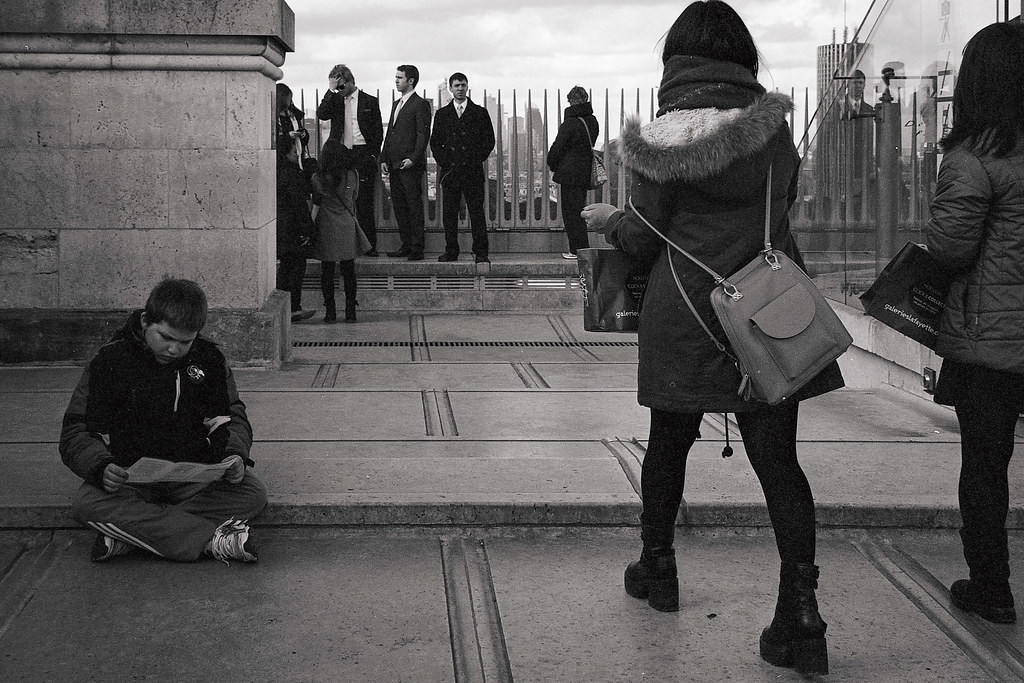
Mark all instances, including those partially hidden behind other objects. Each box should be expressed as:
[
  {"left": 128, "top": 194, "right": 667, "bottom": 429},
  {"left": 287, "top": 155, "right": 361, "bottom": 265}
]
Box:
[
  {"left": 941, "top": 22, "right": 1024, "bottom": 157},
  {"left": 661, "top": 0, "right": 760, "bottom": 77}
]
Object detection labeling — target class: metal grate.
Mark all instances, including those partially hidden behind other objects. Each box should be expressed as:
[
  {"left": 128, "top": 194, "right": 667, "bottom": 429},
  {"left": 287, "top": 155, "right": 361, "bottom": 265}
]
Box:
[
  {"left": 293, "top": 340, "right": 638, "bottom": 348},
  {"left": 482, "top": 276, "right": 581, "bottom": 290},
  {"left": 357, "top": 276, "right": 393, "bottom": 291},
  {"left": 305, "top": 275, "right": 580, "bottom": 291}
]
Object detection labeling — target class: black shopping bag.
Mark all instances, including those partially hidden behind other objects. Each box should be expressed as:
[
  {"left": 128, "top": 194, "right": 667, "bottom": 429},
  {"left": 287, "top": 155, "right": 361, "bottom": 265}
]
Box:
[
  {"left": 859, "top": 242, "right": 954, "bottom": 349},
  {"left": 578, "top": 248, "right": 648, "bottom": 332}
]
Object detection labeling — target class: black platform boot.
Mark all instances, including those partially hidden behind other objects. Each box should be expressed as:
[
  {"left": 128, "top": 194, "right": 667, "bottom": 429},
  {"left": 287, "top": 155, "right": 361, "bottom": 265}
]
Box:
[
  {"left": 624, "top": 545, "right": 678, "bottom": 612},
  {"left": 759, "top": 563, "right": 828, "bottom": 675}
]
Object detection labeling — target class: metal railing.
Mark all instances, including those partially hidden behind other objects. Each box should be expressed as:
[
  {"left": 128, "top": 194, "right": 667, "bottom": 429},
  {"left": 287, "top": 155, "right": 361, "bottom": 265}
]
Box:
[{"left": 299, "top": 87, "right": 813, "bottom": 232}]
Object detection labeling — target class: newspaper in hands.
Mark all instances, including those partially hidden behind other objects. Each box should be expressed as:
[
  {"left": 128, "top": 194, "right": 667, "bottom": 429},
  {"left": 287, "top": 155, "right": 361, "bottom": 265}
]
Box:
[{"left": 126, "top": 457, "right": 232, "bottom": 484}]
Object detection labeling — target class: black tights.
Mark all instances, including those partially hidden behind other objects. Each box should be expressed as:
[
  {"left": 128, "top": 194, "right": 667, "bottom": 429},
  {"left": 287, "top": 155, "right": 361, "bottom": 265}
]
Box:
[
  {"left": 320, "top": 260, "right": 356, "bottom": 306},
  {"left": 642, "top": 404, "right": 816, "bottom": 565}
]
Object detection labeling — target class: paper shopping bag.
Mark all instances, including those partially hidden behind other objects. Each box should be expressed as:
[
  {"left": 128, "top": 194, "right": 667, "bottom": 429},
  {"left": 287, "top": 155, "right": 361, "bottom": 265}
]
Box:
[
  {"left": 859, "top": 242, "right": 954, "bottom": 349},
  {"left": 578, "top": 248, "right": 648, "bottom": 332}
]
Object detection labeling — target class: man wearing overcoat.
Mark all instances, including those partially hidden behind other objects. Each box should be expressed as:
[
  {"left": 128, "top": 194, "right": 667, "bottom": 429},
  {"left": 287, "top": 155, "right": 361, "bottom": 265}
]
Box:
[{"left": 430, "top": 72, "right": 496, "bottom": 263}]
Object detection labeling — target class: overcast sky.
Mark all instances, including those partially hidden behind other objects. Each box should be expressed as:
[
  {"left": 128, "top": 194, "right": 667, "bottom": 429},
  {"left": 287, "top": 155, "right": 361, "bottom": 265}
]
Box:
[{"left": 279, "top": 0, "right": 874, "bottom": 113}]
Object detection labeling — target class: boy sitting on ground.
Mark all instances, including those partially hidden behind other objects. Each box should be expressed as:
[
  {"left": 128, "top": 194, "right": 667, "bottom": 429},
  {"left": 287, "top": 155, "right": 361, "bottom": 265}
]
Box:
[{"left": 60, "top": 278, "right": 267, "bottom": 563}]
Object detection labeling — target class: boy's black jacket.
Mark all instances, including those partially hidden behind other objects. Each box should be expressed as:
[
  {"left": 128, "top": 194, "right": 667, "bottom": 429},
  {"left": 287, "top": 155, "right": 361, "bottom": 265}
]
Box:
[{"left": 60, "top": 310, "right": 253, "bottom": 487}]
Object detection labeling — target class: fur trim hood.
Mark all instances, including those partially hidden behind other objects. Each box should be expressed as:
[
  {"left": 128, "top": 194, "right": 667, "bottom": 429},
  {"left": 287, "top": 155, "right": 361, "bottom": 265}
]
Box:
[{"left": 619, "top": 92, "right": 793, "bottom": 184}]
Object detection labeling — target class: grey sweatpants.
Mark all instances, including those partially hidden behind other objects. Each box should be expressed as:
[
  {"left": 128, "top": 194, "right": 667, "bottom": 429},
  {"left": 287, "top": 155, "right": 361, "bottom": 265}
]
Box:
[{"left": 71, "top": 470, "right": 267, "bottom": 561}]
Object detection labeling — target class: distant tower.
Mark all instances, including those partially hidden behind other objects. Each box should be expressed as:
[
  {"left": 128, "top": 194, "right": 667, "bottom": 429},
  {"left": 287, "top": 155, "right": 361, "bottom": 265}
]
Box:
[
  {"left": 816, "top": 27, "right": 872, "bottom": 104},
  {"left": 437, "top": 80, "right": 452, "bottom": 108},
  {"left": 814, "top": 28, "right": 874, "bottom": 224}
]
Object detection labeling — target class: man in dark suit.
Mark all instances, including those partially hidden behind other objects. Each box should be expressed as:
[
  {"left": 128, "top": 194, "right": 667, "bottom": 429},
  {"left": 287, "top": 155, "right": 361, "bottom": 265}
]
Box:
[
  {"left": 843, "top": 69, "right": 875, "bottom": 221},
  {"left": 380, "top": 64, "right": 432, "bottom": 261},
  {"left": 430, "top": 72, "right": 496, "bottom": 263},
  {"left": 316, "top": 64, "right": 385, "bottom": 256}
]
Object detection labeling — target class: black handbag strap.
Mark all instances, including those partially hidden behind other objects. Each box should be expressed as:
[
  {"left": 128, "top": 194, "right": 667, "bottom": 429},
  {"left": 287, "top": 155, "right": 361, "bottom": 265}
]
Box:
[
  {"left": 577, "top": 117, "right": 594, "bottom": 144},
  {"left": 626, "top": 165, "right": 774, "bottom": 359},
  {"left": 627, "top": 165, "right": 773, "bottom": 292}
]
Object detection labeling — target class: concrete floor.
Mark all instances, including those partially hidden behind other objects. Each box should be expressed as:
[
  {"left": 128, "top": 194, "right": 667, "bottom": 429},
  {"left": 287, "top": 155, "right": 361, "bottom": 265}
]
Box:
[
  {"left": 4, "top": 311, "right": 1024, "bottom": 681},
  {"left": 2, "top": 527, "right": 1024, "bottom": 681}
]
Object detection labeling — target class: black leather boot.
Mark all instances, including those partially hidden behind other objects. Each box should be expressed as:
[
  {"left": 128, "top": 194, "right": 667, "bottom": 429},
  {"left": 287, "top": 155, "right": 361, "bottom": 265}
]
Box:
[
  {"left": 624, "top": 546, "right": 678, "bottom": 612},
  {"left": 759, "top": 563, "right": 828, "bottom": 675},
  {"left": 344, "top": 296, "right": 357, "bottom": 323},
  {"left": 950, "top": 578, "right": 1017, "bottom": 624},
  {"left": 321, "top": 266, "right": 336, "bottom": 323}
]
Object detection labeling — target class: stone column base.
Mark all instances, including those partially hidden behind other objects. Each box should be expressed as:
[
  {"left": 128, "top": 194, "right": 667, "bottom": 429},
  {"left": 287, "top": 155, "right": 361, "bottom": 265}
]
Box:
[{"left": 0, "top": 290, "right": 290, "bottom": 366}]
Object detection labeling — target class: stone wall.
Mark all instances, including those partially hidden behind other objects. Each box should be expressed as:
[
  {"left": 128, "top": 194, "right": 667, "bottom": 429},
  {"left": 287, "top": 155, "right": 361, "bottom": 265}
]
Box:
[{"left": 0, "top": 0, "right": 294, "bottom": 364}]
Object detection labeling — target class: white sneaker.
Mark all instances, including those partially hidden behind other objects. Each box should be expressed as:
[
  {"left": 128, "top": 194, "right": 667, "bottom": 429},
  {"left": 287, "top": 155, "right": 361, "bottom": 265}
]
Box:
[
  {"left": 91, "top": 533, "right": 133, "bottom": 562},
  {"left": 561, "top": 252, "right": 578, "bottom": 260},
  {"left": 206, "top": 518, "right": 258, "bottom": 564}
]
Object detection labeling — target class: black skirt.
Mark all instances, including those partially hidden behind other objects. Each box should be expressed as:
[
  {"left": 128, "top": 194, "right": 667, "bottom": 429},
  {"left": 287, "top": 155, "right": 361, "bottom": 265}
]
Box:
[{"left": 934, "top": 359, "right": 1024, "bottom": 411}]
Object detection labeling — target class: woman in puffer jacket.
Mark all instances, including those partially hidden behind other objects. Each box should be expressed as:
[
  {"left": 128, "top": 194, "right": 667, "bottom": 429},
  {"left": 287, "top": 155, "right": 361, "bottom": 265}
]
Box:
[
  {"left": 582, "top": 1, "right": 841, "bottom": 675},
  {"left": 924, "top": 21, "right": 1024, "bottom": 626}
]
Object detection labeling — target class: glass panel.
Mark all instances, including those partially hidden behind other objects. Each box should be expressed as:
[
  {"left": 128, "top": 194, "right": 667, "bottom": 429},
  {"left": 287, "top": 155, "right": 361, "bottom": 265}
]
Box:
[{"left": 790, "top": 0, "right": 999, "bottom": 308}]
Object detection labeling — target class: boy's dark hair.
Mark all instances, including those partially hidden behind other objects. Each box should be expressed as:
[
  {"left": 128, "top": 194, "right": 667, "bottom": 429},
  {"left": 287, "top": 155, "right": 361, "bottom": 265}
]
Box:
[
  {"left": 144, "top": 278, "right": 208, "bottom": 332},
  {"left": 397, "top": 64, "right": 420, "bottom": 88},
  {"left": 661, "top": 0, "right": 760, "bottom": 78},
  {"left": 941, "top": 21, "right": 1024, "bottom": 157},
  {"left": 449, "top": 72, "right": 468, "bottom": 87}
]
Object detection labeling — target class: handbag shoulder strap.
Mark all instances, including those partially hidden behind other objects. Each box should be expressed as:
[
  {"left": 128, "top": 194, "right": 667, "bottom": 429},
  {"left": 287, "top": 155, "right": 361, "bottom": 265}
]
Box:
[
  {"left": 626, "top": 164, "right": 774, "bottom": 293},
  {"left": 625, "top": 165, "right": 774, "bottom": 359},
  {"left": 577, "top": 117, "right": 593, "bottom": 145}
]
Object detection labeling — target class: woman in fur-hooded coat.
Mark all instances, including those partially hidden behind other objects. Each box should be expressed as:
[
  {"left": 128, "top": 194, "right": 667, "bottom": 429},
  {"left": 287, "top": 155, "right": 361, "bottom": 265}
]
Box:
[
  {"left": 582, "top": 2, "right": 839, "bottom": 674},
  {"left": 601, "top": 71, "right": 843, "bottom": 413}
]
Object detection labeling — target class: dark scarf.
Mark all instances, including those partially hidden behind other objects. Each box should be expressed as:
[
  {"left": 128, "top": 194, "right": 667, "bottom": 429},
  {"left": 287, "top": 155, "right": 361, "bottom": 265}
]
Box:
[{"left": 657, "top": 55, "right": 765, "bottom": 116}]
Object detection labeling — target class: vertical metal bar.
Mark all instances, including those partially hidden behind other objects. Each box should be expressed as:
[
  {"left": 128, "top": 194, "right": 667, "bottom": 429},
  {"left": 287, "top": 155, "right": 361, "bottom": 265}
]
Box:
[
  {"left": 496, "top": 90, "right": 506, "bottom": 228},
  {"left": 843, "top": 109, "right": 853, "bottom": 226},
  {"left": 421, "top": 88, "right": 433, "bottom": 231},
  {"left": 527, "top": 89, "right": 535, "bottom": 228},
  {"left": 313, "top": 88, "right": 322, "bottom": 157},
  {"left": 804, "top": 87, "right": 810, "bottom": 157},
  {"left": 511, "top": 90, "right": 520, "bottom": 226},
  {"left": 542, "top": 89, "right": 552, "bottom": 222},
  {"left": 554, "top": 89, "right": 562, "bottom": 229},
  {"left": 789, "top": 87, "right": 796, "bottom": 142},
  {"left": 909, "top": 90, "right": 919, "bottom": 223},
  {"left": 482, "top": 88, "right": 491, "bottom": 226},
  {"left": 876, "top": 92, "right": 901, "bottom": 275},
  {"left": 616, "top": 90, "right": 624, "bottom": 209}
]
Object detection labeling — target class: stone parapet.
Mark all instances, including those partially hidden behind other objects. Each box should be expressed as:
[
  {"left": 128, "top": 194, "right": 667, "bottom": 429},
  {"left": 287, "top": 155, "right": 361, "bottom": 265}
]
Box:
[
  {"left": 0, "top": 289, "right": 289, "bottom": 365},
  {"left": 0, "top": 0, "right": 293, "bottom": 363},
  {"left": 1, "top": 0, "right": 295, "bottom": 51}
]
